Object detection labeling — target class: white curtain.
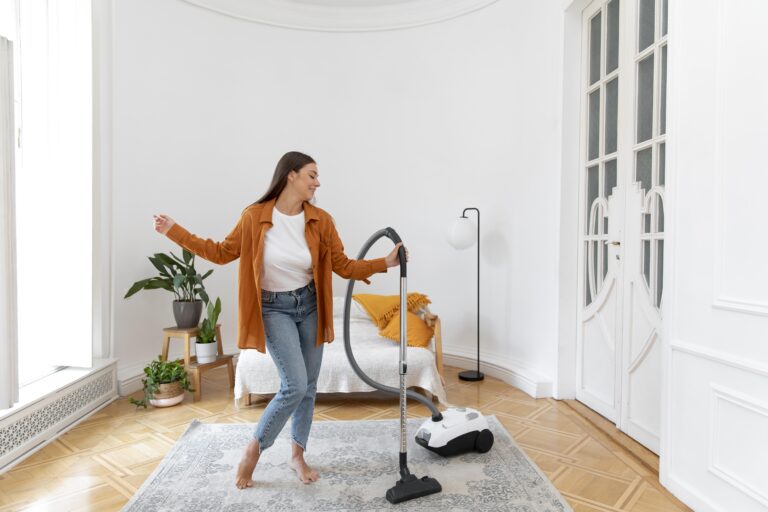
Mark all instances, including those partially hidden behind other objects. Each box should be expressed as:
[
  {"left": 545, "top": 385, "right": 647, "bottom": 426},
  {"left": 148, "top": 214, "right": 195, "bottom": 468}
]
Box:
[
  {"left": 15, "top": 0, "right": 92, "bottom": 377},
  {"left": 0, "top": 35, "right": 19, "bottom": 410}
]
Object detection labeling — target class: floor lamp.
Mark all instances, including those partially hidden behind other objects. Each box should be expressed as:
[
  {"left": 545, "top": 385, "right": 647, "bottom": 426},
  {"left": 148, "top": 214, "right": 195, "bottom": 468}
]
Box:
[{"left": 448, "top": 207, "right": 484, "bottom": 381}]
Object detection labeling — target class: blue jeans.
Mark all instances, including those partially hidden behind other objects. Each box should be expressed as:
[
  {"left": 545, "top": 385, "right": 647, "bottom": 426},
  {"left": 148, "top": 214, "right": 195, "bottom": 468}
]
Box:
[{"left": 255, "top": 281, "right": 323, "bottom": 453}]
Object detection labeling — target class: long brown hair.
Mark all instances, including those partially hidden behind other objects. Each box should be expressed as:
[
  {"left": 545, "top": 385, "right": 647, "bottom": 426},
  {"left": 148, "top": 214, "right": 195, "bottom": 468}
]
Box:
[{"left": 253, "top": 151, "right": 316, "bottom": 205}]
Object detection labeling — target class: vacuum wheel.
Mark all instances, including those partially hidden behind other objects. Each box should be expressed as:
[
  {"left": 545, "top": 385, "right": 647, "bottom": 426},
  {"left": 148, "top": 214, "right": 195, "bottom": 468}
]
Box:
[{"left": 475, "top": 429, "right": 494, "bottom": 453}]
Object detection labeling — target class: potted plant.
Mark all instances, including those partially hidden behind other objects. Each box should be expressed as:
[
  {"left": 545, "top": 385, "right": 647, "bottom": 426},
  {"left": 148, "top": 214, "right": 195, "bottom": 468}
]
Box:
[
  {"left": 196, "top": 297, "right": 221, "bottom": 364},
  {"left": 129, "top": 356, "right": 194, "bottom": 408},
  {"left": 124, "top": 249, "right": 212, "bottom": 328}
]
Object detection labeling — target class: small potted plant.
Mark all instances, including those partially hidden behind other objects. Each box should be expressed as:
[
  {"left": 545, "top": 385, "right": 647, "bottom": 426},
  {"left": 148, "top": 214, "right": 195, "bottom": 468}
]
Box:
[
  {"left": 129, "top": 356, "right": 194, "bottom": 408},
  {"left": 124, "top": 249, "right": 212, "bottom": 328},
  {"left": 196, "top": 297, "right": 221, "bottom": 364}
]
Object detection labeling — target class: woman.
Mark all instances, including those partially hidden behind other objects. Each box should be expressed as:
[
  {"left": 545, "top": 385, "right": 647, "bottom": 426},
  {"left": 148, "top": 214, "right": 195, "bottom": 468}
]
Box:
[{"left": 153, "top": 151, "right": 406, "bottom": 489}]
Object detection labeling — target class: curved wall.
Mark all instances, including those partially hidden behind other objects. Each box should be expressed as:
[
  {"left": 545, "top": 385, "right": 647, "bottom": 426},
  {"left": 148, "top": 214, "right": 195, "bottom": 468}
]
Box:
[{"left": 110, "top": 0, "right": 564, "bottom": 396}]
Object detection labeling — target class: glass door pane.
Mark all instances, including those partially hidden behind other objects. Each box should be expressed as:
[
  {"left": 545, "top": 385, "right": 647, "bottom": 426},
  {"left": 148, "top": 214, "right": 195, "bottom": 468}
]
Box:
[
  {"left": 583, "top": 2, "right": 622, "bottom": 306},
  {"left": 634, "top": 0, "right": 668, "bottom": 309},
  {"left": 636, "top": 55, "right": 654, "bottom": 143},
  {"left": 639, "top": 0, "right": 655, "bottom": 51},
  {"left": 606, "top": 78, "right": 619, "bottom": 154},
  {"left": 607, "top": 0, "right": 621, "bottom": 73},
  {"left": 590, "top": 13, "right": 602, "bottom": 85},
  {"left": 589, "top": 90, "right": 601, "bottom": 160}
]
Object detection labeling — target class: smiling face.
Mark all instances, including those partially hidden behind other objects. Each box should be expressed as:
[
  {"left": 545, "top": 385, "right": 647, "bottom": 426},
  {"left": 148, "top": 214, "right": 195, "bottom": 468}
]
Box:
[{"left": 287, "top": 163, "right": 320, "bottom": 202}]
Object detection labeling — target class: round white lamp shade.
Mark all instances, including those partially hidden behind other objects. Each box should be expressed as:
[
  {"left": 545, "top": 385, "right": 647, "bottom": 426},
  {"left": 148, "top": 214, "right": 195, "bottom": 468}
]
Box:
[{"left": 448, "top": 217, "right": 477, "bottom": 249}]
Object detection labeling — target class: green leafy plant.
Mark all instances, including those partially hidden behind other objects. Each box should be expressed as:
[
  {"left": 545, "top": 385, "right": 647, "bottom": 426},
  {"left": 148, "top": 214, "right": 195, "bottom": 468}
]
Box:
[
  {"left": 129, "top": 356, "right": 194, "bottom": 408},
  {"left": 124, "top": 249, "right": 212, "bottom": 303},
  {"left": 198, "top": 297, "right": 221, "bottom": 344}
]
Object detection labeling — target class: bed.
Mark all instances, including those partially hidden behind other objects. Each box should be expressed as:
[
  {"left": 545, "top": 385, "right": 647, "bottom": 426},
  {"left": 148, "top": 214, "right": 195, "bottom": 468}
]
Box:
[{"left": 235, "top": 296, "right": 447, "bottom": 405}]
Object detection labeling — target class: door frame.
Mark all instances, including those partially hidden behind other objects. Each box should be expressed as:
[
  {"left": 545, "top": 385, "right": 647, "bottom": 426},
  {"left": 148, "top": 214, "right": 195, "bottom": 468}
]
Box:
[
  {"left": 573, "top": 0, "right": 626, "bottom": 422},
  {"left": 560, "top": 0, "right": 668, "bottom": 454},
  {"left": 556, "top": 0, "right": 600, "bottom": 400}
]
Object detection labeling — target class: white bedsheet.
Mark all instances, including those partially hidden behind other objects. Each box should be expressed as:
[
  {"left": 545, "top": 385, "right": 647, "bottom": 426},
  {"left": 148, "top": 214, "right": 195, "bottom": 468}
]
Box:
[{"left": 234, "top": 298, "right": 447, "bottom": 404}]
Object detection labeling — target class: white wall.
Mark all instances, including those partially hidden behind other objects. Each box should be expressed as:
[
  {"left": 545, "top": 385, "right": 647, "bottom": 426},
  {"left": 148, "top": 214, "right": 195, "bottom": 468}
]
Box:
[
  {"left": 111, "top": 0, "right": 564, "bottom": 393},
  {"left": 662, "top": 0, "right": 768, "bottom": 510},
  {"left": 0, "top": 0, "right": 16, "bottom": 41}
]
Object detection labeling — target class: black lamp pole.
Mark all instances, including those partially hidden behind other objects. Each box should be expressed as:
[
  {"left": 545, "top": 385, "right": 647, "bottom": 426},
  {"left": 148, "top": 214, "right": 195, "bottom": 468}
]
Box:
[{"left": 459, "top": 207, "right": 484, "bottom": 382}]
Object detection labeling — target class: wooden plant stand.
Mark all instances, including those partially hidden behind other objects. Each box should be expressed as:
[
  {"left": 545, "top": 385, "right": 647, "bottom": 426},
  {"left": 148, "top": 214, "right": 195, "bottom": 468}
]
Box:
[{"left": 161, "top": 324, "right": 234, "bottom": 401}]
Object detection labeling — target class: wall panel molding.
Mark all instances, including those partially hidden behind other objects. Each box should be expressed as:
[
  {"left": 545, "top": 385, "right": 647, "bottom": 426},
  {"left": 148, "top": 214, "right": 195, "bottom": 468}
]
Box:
[
  {"left": 712, "top": 296, "right": 768, "bottom": 318},
  {"left": 712, "top": 0, "right": 768, "bottom": 316},
  {"left": 709, "top": 384, "right": 768, "bottom": 507},
  {"left": 179, "top": 0, "right": 501, "bottom": 32},
  {"left": 671, "top": 340, "right": 768, "bottom": 378}
]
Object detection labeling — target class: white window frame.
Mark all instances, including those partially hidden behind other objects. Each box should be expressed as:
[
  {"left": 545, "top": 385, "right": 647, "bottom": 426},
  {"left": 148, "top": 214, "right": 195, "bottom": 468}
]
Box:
[
  {"left": 581, "top": 0, "right": 622, "bottom": 308},
  {"left": 557, "top": 0, "right": 669, "bottom": 399},
  {"left": 6, "top": 0, "right": 95, "bottom": 393},
  {"left": 1, "top": 32, "right": 20, "bottom": 410}
]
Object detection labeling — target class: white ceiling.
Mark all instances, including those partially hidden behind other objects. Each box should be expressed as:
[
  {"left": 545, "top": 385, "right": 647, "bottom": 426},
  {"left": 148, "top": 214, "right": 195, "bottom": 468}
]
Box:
[{"left": 179, "top": 0, "right": 501, "bottom": 31}]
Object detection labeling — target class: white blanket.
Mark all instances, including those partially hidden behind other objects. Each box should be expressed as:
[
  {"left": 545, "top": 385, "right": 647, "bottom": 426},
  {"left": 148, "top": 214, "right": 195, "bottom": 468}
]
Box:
[{"left": 234, "top": 297, "right": 447, "bottom": 404}]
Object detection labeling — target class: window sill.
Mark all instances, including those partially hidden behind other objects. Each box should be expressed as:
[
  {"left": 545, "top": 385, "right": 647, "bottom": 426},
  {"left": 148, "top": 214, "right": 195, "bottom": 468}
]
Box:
[{"left": 0, "top": 358, "right": 116, "bottom": 422}]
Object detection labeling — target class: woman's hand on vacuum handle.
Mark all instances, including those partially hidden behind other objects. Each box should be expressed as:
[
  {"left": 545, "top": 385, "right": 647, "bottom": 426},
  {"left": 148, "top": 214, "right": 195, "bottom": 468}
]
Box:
[
  {"left": 385, "top": 242, "right": 409, "bottom": 268},
  {"left": 153, "top": 214, "right": 176, "bottom": 235}
]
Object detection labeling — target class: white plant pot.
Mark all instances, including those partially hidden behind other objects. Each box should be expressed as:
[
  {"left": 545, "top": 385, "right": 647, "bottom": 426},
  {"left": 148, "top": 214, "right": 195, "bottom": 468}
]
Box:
[
  {"left": 148, "top": 382, "right": 185, "bottom": 408},
  {"left": 149, "top": 394, "right": 184, "bottom": 408},
  {"left": 195, "top": 342, "right": 217, "bottom": 364}
]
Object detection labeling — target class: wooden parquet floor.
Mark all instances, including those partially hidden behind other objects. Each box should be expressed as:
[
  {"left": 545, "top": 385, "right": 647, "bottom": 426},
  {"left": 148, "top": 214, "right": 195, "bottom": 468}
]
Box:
[{"left": 0, "top": 366, "right": 691, "bottom": 511}]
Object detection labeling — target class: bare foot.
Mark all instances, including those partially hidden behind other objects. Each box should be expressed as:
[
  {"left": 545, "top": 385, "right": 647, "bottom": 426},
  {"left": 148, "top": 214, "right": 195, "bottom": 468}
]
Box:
[
  {"left": 289, "top": 456, "right": 320, "bottom": 484},
  {"left": 235, "top": 440, "right": 260, "bottom": 489}
]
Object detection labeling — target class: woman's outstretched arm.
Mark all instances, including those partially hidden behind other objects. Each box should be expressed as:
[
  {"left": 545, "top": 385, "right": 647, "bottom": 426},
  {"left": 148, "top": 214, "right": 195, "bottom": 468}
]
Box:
[
  {"left": 328, "top": 223, "right": 407, "bottom": 280},
  {"left": 154, "top": 214, "right": 243, "bottom": 264}
]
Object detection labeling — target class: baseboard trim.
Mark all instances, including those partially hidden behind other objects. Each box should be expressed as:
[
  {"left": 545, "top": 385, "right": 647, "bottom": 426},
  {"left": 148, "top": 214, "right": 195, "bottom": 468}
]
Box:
[
  {"left": 118, "top": 350, "right": 240, "bottom": 397},
  {"left": 442, "top": 349, "right": 552, "bottom": 398},
  {"left": 118, "top": 368, "right": 145, "bottom": 397},
  {"left": 0, "top": 361, "right": 118, "bottom": 473},
  {"left": 662, "top": 470, "right": 721, "bottom": 512},
  {"left": 117, "top": 347, "right": 550, "bottom": 400}
]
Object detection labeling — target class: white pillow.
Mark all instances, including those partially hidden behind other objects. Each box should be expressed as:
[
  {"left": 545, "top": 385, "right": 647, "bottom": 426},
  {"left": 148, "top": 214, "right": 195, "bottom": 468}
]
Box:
[
  {"left": 332, "top": 315, "right": 382, "bottom": 341},
  {"left": 332, "top": 296, "right": 374, "bottom": 322}
]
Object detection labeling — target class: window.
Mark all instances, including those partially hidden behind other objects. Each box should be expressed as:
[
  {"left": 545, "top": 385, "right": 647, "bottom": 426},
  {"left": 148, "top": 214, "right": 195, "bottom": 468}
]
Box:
[
  {"left": 2, "top": 0, "right": 93, "bottom": 393},
  {"left": 635, "top": 0, "right": 667, "bottom": 308},
  {"left": 581, "top": 0, "right": 667, "bottom": 310},
  {"left": 583, "top": 0, "right": 620, "bottom": 306},
  {"left": 1, "top": 16, "right": 19, "bottom": 410}
]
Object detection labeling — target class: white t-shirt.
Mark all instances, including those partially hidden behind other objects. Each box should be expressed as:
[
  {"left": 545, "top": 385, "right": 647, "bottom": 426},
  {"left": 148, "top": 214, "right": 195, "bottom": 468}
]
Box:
[{"left": 260, "top": 208, "right": 313, "bottom": 292}]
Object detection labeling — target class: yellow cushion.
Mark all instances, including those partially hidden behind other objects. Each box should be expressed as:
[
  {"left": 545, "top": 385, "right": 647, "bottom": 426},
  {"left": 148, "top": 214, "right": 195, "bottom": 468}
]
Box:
[
  {"left": 352, "top": 293, "right": 432, "bottom": 328},
  {"left": 378, "top": 310, "right": 434, "bottom": 348}
]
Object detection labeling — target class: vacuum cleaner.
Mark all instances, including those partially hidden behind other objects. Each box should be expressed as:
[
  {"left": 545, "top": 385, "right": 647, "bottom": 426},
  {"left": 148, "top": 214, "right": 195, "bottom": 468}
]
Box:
[{"left": 343, "top": 227, "right": 494, "bottom": 504}]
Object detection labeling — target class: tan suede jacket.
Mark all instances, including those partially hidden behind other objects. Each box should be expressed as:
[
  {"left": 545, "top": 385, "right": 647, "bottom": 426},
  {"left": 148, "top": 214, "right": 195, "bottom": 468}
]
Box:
[{"left": 165, "top": 198, "right": 388, "bottom": 353}]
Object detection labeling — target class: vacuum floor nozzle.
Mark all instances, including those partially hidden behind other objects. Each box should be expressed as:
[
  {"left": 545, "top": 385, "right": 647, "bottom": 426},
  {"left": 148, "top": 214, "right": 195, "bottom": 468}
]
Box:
[{"left": 385, "top": 474, "right": 442, "bottom": 504}]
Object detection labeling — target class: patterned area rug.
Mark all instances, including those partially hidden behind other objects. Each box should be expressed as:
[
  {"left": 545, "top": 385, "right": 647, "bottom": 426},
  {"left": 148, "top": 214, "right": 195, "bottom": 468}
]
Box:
[{"left": 123, "top": 416, "right": 572, "bottom": 511}]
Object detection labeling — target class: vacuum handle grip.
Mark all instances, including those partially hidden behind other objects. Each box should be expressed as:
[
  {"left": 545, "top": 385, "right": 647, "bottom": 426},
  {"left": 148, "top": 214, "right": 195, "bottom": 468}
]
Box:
[{"left": 384, "top": 227, "right": 407, "bottom": 278}]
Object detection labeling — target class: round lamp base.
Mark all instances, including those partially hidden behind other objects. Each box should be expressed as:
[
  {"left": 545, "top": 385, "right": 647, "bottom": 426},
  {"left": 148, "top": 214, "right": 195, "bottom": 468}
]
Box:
[{"left": 458, "top": 370, "right": 485, "bottom": 382}]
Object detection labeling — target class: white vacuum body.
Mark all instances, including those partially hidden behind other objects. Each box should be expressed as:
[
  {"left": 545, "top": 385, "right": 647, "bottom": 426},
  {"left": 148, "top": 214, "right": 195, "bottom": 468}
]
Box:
[
  {"left": 345, "top": 228, "right": 494, "bottom": 472},
  {"left": 415, "top": 407, "right": 494, "bottom": 456}
]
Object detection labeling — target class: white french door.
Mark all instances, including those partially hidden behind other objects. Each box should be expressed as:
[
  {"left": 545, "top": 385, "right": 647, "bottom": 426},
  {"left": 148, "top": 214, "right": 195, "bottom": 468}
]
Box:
[
  {"left": 577, "top": 0, "right": 624, "bottom": 425},
  {"left": 577, "top": 0, "right": 668, "bottom": 453}
]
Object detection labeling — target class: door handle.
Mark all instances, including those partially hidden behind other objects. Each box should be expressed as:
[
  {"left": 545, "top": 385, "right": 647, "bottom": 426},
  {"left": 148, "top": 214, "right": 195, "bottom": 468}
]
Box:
[{"left": 610, "top": 241, "right": 621, "bottom": 246}]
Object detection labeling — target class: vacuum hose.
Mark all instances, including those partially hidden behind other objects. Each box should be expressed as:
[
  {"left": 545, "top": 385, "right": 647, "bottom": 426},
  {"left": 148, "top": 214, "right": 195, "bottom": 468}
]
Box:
[{"left": 343, "top": 227, "right": 443, "bottom": 423}]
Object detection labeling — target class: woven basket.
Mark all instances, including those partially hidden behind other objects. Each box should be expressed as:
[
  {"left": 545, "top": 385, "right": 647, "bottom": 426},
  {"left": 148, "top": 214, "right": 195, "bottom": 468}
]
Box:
[{"left": 154, "top": 381, "right": 183, "bottom": 400}]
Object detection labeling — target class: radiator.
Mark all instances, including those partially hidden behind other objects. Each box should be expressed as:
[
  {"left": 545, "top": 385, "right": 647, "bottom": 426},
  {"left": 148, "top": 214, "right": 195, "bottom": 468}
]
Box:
[{"left": 0, "top": 363, "right": 118, "bottom": 472}]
